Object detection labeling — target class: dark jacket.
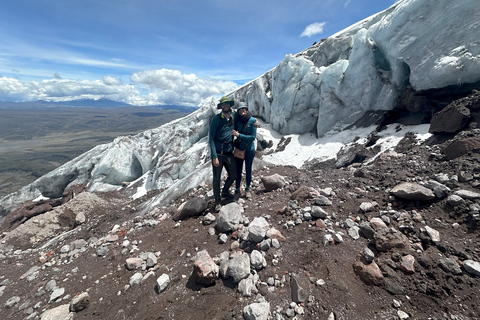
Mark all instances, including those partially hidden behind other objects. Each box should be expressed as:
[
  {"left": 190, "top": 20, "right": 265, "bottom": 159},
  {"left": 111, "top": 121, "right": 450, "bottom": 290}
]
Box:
[
  {"left": 209, "top": 112, "right": 234, "bottom": 159},
  {"left": 234, "top": 114, "right": 257, "bottom": 152}
]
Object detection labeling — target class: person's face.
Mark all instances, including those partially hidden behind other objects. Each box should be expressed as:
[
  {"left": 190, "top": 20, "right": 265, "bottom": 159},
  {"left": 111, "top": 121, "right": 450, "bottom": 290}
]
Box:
[
  {"left": 221, "top": 102, "right": 231, "bottom": 113},
  {"left": 238, "top": 108, "right": 247, "bottom": 116}
]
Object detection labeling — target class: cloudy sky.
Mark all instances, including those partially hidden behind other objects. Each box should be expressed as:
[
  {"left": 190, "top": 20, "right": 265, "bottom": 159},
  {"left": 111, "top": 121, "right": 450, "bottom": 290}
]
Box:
[{"left": 0, "top": 0, "right": 396, "bottom": 107}]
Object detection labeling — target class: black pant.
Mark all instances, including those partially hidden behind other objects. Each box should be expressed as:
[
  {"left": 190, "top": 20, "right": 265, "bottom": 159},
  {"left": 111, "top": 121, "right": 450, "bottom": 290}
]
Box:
[{"left": 212, "top": 154, "right": 237, "bottom": 203}]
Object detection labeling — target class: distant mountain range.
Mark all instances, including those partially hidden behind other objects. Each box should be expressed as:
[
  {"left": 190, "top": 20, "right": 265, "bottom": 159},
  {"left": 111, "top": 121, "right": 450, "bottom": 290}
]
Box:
[{"left": 0, "top": 99, "right": 196, "bottom": 112}]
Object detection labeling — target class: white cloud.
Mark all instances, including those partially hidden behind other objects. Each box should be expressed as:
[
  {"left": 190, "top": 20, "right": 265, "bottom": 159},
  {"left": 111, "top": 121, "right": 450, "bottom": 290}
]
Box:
[
  {"left": 344, "top": 0, "right": 351, "bottom": 8},
  {"left": 0, "top": 69, "right": 240, "bottom": 107},
  {"left": 130, "top": 69, "right": 239, "bottom": 106},
  {"left": 0, "top": 76, "right": 138, "bottom": 103},
  {"left": 300, "top": 22, "right": 327, "bottom": 38}
]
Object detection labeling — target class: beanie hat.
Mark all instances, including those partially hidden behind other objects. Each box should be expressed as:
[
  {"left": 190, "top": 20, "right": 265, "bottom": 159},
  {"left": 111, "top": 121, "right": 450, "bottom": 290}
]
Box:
[{"left": 237, "top": 102, "right": 248, "bottom": 111}]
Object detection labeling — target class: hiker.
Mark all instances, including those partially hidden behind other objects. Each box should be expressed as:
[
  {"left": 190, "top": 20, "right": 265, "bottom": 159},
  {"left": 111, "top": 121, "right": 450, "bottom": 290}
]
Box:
[
  {"left": 232, "top": 101, "right": 257, "bottom": 199},
  {"left": 209, "top": 96, "right": 237, "bottom": 212}
]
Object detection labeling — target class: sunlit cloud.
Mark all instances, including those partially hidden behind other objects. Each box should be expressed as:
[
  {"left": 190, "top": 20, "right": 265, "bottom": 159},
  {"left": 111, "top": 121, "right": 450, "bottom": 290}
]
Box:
[
  {"left": 300, "top": 22, "right": 327, "bottom": 38},
  {"left": 130, "top": 69, "right": 239, "bottom": 106},
  {"left": 0, "top": 69, "right": 240, "bottom": 107}
]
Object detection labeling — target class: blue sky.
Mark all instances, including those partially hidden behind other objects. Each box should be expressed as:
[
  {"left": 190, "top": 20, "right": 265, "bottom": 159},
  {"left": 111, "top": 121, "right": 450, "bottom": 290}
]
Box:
[{"left": 0, "top": 0, "right": 396, "bottom": 106}]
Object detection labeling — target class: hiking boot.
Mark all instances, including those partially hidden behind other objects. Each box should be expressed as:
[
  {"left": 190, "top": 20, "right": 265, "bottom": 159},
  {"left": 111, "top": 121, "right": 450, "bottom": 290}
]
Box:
[
  {"left": 234, "top": 190, "right": 242, "bottom": 200},
  {"left": 221, "top": 191, "right": 235, "bottom": 200},
  {"left": 214, "top": 203, "right": 221, "bottom": 212},
  {"left": 244, "top": 189, "right": 252, "bottom": 199}
]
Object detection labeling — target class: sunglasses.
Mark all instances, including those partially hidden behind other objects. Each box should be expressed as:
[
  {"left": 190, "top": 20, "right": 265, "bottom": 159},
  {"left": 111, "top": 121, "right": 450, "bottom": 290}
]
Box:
[{"left": 220, "top": 102, "right": 231, "bottom": 107}]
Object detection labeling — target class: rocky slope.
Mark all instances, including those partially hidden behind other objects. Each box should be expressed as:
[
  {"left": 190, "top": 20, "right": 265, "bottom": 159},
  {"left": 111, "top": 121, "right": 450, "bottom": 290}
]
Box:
[{"left": 0, "top": 92, "right": 480, "bottom": 320}]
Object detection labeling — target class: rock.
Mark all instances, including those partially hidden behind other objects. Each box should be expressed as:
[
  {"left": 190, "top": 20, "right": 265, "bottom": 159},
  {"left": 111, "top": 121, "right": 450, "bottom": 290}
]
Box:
[
  {"left": 96, "top": 245, "right": 109, "bottom": 257},
  {"left": 69, "top": 292, "right": 90, "bottom": 312},
  {"left": 266, "top": 227, "right": 286, "bottom": 241},
  {"left": 314, "top": 195, "right": 332, "bottom": 206},
  {"left": 429, "top": 102, "right": 470, "bottom": 134},
  {"left": 447, "top": 194, "right": 465, "bottom": 206},
  {"left": 290, "top": 186, "right": 319, "bottom": 201},
  {"left": 173, "top": 197, "right": 208, "bottom": 221},
  {"left": 391, "top": 182, "right": 435, "bottom": 201},
  {"left": 311, "top": 206, "right": 328, "bottom": 219},
  {"left": 192, "top": 250, "right": 219, "bottom": 285},
  {"left": 443, "top": 136, "right": 480, "bottom": 160},
  {"left": 424, "top": 226, "right": 441, "bottom": 243},
  {"left": 370, "top": 217, "right": 387, "bottom": 230},
  {"left": 125, "top": 257, "right": 143, "bottom": 270},
  {"left": 383, "top": 278, "right": 405, "bottom": 295},
  {"left": 453, "top": 190, "right": 480, "bottom": 200},
  {"left": 375, "top": 228, "right": 409, "bottom": 252},
  {"left": 290, "top": 276, "right": 310, "bottom": 303},
  {"left": 335, "top": 143, "right": 367, "bottom": 168},
  {"left": 49, "top": 288, "right": 65, "bottom": 303},
  {"left": 248, "top": 217, "right": 269, "bottom": 243},
  {"left": 4, "top": 296, "right": 20, "bottom": 309},
  {"left": 261, "top": 174, "right": 286, "bottom": 191},
  {"left": 226, "top": 253, "right": 250, "bottom": 283},
  {"left": 359, "top": 201, "right": 376, "bottom": 212},
  {"left": 20, "top": 266, "right": 40, "bottom": 280},
  {"left": 129, "top": 272, "right": 143, "bottom": 286},
  {"left": 155, "top": 274, "right": 170, "bottom": 293},
  {"left": 243, "top": 301, "right": 270, "bottom": 320},
  {"left": 40, "top": 304, "right": 73, "bottom": 320},
  {"left": 348, "top": 226, "right": 360, "bottom": 240},
  {"left": 463, "top": 260, "right": 480, "bottom": 277},
  {"left": 353, "top": 257, "right": 384, "bottom": 286},
  {"left": 250, "top": 250, "right": 267, "bottom": 270},
  {"left": 216, "top": 202, "right": 243, "bottom": 233},
  {"left": 45, "top": 280, "right": 57, "bottom": 292},
  {"left": 238, "top": 275, "right": 256, "bottom": 297},
  {"left": 397, "top": 310, "right": 410, "bottom": 320},
  {"left": 422, "top": 180, "right": 450, "bottom": 199},
  {"left": 145, "top": 252, "right": 157, "bottom": 268},
  {"left": 399, "top": 254, "right": 415, "bottom": 274},
  {"left": 439, "top": 258, "right": 462, "bottom": 275},
  {"left": 359, "top": 222, "right": 375, "bottom": 240},
  {"left": 363, "top": 247, "right": 375, "bottom": 262}
]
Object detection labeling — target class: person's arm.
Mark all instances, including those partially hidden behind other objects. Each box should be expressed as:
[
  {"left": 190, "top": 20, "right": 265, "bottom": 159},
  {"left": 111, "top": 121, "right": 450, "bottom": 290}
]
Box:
[
  {"left": 237, "top": 118, "right": 257, "bottom": 142},
  {"left": 209, "top": 116, "right": 219, "bottom": 160}
]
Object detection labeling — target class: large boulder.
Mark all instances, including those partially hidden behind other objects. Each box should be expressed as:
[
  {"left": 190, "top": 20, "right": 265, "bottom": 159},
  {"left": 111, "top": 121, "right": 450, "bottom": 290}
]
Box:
[
  {"left": 429, "top": 103, "right": 471, "bottom": 134},
  {"left": 216, "top": 203, "right": 244, "bottom": 233},
  {"left": 192, "top": 250, "right": 219, "bottom": 285},
  {"left": 391, "top": 182, "right": 435, "bottom": 201},
  {"left": 173, "top": 197, "right": 208, "bottom": 221}
]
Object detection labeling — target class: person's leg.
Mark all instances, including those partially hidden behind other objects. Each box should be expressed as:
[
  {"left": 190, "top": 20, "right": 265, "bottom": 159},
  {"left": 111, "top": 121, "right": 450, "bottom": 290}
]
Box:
[
  {"left": 244, "top": 150, "right": 255, "bottom": 190},
  {"left": 235, "top": 157, "right": 244, "bottom": 191},
  {"left": 222, "top": 154, "right": 237, "bottom": 194},
  {"left": 212, "top": 156, "right": 224, "bottom": 203}
]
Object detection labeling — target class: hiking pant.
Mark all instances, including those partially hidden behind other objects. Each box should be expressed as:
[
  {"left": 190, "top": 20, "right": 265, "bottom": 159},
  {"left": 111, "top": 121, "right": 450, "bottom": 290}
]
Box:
[
  {"left": 212, "top": 154, "right": 237, "bottom": 203},
  {"left": 235, "top": 150, "right": 255, "bottom": 190}
]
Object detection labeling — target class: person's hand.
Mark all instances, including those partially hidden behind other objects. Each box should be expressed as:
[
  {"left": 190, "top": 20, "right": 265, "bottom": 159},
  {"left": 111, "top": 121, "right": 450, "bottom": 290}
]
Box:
[
  {"left": 254, "top": 120, "right": 261, "bottom": 128},
  {"left": 231, "top": 130, "right": 239, "bottom": 137},
  {"left": 213, "top": 158, "right": 220, "bottom": 167}
]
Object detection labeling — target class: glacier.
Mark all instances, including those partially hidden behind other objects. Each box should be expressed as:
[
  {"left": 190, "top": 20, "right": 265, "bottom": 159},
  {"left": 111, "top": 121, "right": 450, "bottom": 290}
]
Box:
[{"left": 1, "top": 0, "right": 480, "bottom": 221}]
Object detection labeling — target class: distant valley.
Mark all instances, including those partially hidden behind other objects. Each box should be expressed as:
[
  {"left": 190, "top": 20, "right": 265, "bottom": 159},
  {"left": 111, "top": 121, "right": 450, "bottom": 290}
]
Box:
[{"left": 0, "top": 101, "right": 194, "bottom": 197}]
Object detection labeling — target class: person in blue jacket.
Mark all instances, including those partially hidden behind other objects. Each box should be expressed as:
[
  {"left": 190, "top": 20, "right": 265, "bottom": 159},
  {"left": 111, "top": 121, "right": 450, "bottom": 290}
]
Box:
[
  {"left": 209, "top": 96, "right": 237, "bottom": 212},
  {"left": 232, "top": 102, "right": 257, "bottom": 199}
]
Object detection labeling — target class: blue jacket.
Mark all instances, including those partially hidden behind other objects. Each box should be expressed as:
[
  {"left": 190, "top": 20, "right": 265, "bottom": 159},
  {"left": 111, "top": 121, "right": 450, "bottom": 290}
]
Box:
[
  {"left": 209, "top": 112, "right": 235, "bottom": 159},
  {"left": 234, "top": 114, "right": 257, "bottom": 152}
]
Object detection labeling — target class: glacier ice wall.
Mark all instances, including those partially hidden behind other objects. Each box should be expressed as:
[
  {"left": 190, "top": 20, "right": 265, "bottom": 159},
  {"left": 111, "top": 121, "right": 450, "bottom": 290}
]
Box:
[{"left": 233, "top": 0, "right": 480, "bottom": 137}]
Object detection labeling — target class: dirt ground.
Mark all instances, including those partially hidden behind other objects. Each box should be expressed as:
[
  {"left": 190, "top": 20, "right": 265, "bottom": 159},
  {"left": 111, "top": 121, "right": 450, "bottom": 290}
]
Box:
[{"left": 1, "top": 118, "right": 480, "bottom": 319}]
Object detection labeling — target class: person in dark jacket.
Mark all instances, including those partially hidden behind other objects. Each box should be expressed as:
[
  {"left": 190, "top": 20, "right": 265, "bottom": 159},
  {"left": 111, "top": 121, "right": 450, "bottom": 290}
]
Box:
[
  {"left": 208, "top": 96, "right": 237, "bottom": 212},
  {"left": 232, "top": 102, "right": 257, "bottom": 199}
]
